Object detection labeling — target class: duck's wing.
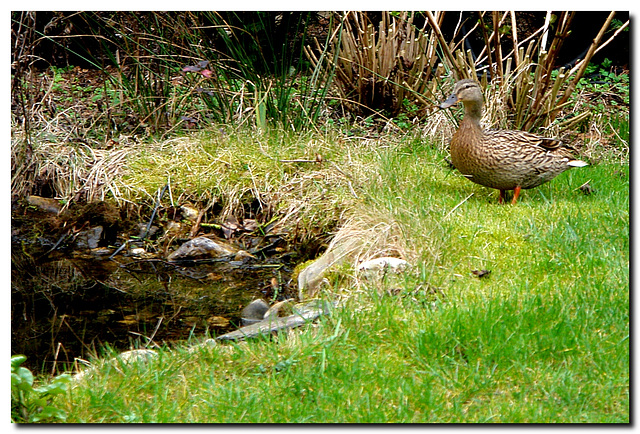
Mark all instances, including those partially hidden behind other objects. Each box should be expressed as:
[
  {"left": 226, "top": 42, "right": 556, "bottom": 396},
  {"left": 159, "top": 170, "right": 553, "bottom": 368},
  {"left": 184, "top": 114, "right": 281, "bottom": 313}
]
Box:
[{"left": 484, "top": 130, "right": 577, "bottom": 153}]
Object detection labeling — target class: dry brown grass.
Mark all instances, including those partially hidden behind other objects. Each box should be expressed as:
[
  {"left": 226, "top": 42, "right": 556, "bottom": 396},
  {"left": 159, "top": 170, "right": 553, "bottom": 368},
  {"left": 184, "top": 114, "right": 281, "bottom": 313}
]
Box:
[
  {"left": 309, "top": 12, "right": 443, "bottom": 118},
  {"left": 11, "top": 135, "right": 137, "bottom": 206}
]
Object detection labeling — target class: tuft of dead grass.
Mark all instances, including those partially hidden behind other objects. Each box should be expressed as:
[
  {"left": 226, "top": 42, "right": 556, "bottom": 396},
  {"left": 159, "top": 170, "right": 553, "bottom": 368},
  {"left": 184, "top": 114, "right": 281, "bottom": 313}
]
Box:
[
  {"left": 296, "top": 202, "right": 415, "bottom": 299},
  {"left": 11, "top": 135, "right": 137, "bottom": 207},
  {"left": 313, "top": 11, "right": 439, "bottom": 118}
]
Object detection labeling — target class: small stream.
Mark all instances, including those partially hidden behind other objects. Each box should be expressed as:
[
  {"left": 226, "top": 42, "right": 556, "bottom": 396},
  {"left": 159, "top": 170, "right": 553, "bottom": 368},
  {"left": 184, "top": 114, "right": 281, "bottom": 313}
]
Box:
[
  {"left": 11, "top": 249, "right": 298, "bottom": 375},
  {"left": 10, "top": 192, "right": 335, "bottom": 375}
]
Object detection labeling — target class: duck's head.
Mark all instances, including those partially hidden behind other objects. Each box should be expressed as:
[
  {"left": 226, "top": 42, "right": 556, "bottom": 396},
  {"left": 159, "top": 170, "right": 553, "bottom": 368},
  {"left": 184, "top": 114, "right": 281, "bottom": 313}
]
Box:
[{"left": 439, "top": 79, "right": 483, "bottom": 109}]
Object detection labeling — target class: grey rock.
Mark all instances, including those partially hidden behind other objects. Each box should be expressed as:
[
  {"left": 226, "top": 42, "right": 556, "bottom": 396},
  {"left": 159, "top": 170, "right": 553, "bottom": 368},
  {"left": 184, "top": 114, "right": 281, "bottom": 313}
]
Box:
[
  {"left": 75, "top": 226, "right": 103, "bottom": 249},
  {"left": 241, "top": 299, "right": 270, "bottom": 325},
  {"left": 167, "top": 236, "right": 235, "bottom": 262},
  {"left": 217, "top": 300, "right": 333, "bottom": 341}
]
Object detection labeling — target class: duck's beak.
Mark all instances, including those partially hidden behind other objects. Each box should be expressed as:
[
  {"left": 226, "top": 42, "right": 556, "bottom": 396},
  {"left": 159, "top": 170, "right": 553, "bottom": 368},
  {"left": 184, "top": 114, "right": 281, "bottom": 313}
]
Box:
[{"left": 439, "top": 93, "right": 458, "bottom": 109}]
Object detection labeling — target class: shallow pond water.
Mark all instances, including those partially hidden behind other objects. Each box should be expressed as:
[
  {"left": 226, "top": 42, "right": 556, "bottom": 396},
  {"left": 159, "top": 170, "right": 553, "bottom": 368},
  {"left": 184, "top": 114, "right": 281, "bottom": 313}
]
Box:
[{"left": 11, "top": 249, "right": 296, "bottom": 375}]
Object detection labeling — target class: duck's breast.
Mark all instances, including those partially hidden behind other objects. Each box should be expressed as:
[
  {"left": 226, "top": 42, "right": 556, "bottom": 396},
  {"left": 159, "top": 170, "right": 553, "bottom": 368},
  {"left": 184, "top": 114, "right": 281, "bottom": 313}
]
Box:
[{"left": 450, "top": 128, "right": 524, "bottom": 190}]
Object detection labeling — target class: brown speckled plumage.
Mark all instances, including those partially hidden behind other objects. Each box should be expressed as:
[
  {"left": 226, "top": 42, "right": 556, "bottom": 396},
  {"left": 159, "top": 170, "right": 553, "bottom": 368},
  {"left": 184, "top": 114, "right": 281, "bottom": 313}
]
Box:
[{"left": 440, "top": 79, "right": 587, "bottom": 204}]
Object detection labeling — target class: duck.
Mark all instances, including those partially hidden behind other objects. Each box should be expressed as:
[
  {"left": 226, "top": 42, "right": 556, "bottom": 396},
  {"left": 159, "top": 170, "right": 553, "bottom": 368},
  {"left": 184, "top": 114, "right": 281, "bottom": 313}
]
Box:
[{"left": 439, "top": 79, "right": 587, "bottom": 204}]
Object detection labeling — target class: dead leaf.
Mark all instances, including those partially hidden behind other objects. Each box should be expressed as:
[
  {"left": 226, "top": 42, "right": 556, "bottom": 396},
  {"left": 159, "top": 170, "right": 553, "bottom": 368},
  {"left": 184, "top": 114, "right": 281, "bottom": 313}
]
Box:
[
  {"left": 207, "top": 316, "right": 230, "bottom": 327},
  {"left": 471, "top": 269, "right": 491, "bottom": 278},
  {"left": 578, "top": 181, "right": 595, "bottom": 195}
]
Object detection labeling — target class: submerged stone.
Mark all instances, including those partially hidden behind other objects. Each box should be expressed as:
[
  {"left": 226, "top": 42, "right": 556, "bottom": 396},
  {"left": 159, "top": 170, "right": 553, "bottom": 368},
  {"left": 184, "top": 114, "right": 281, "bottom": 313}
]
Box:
[
  {"left": 75, "top": 226, "right": 103, "bottom": 249},
  {"left": 167, "top": 236, "right": 236, "bottom": 262}
]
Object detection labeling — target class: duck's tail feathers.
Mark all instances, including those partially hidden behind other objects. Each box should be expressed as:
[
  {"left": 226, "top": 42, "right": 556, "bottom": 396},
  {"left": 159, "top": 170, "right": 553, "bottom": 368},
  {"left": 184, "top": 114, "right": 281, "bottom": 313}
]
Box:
[{"left": 568, "top": 160, "right": 588, "bottom": 167}]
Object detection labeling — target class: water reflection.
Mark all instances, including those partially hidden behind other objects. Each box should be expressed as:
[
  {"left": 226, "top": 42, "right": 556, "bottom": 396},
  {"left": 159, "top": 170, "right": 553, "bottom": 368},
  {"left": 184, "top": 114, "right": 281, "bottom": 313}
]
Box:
[{"left": 11, "top": 250, "right": 293, "bottom": 374}]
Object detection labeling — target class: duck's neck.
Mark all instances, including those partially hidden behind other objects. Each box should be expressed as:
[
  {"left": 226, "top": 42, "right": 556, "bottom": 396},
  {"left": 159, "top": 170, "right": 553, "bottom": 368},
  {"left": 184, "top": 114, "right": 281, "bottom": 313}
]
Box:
[
  {"left": 453, "top": 100, "right": 484, "bottom": 158},
  {"left": 461, "top": 100, "right": 483, "bottom": 129}
]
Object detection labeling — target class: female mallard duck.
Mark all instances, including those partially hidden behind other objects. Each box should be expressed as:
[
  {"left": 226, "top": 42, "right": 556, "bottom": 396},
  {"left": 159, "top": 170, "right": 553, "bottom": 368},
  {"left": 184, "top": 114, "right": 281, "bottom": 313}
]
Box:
[{"left": 439, "top": 79, "right": 587, "bottom": 204}]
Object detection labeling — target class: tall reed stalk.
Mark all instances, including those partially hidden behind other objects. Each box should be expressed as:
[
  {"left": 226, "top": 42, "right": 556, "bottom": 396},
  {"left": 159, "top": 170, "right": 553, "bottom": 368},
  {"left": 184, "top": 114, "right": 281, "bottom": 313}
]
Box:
[{"left": 434, "top": 11, "right": 627, "bottom": 132}]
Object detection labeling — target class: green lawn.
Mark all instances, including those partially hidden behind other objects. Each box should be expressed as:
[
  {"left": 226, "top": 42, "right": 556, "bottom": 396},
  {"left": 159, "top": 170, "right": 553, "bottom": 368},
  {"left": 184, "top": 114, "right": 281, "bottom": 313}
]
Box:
[{"left": 39, "top": 130, "right": 629, "bottom": 423}]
